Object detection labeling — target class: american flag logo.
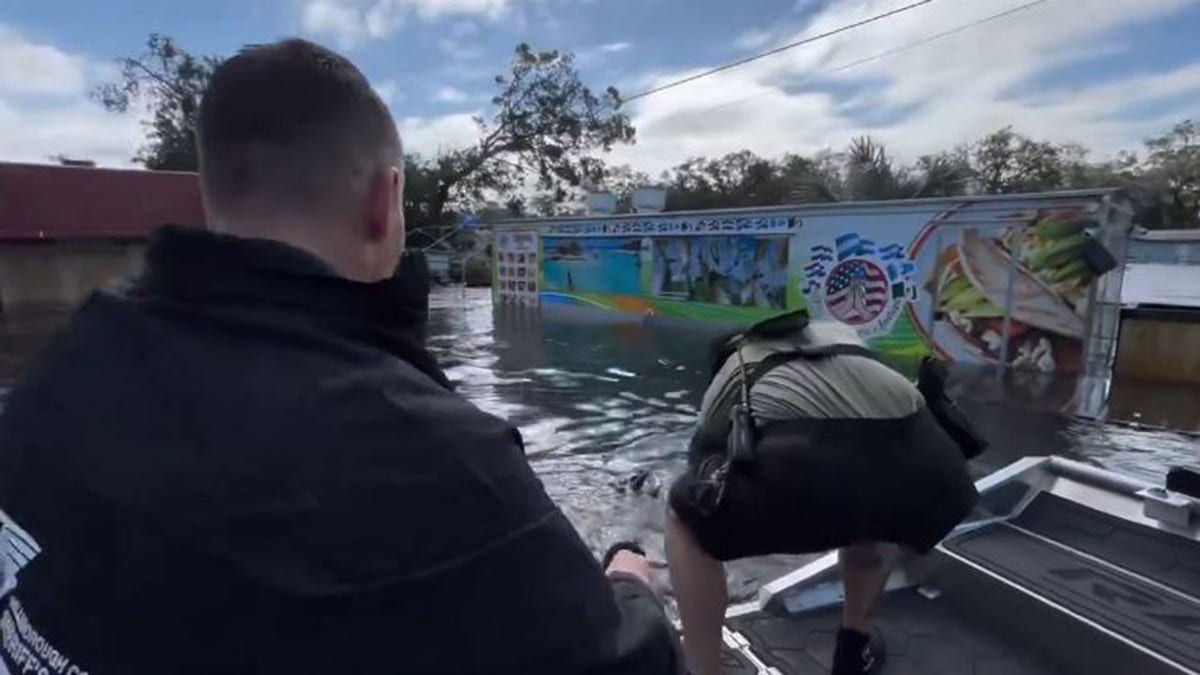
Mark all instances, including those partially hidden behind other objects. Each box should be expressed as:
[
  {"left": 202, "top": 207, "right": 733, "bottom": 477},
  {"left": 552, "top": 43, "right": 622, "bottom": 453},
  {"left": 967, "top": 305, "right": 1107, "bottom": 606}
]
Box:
[
  {"left": 824, "top": 259, "right": 890, "bottom": 325},
  {"left": 804, "top": 232, "right": 917, "bottom": 330}
]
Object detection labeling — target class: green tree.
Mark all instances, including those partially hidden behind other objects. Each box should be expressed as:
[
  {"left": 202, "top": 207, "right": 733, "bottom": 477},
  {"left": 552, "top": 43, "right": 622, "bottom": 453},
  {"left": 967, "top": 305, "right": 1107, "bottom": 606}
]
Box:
[
  {"left": 659, "top": 140, "right": 972, "bottom": 211},
  {"left": 524, "top": 190, "right": 579, "bottom": 217},
  {"left": 401, "top": 158, "right": 450, "bottom": 247},
  {"left": 92, "top": 34, "right": 218, "bottom": 171},
  {"left": 662, "top": 150, "right": 792, "bottom": 210},
  {"left": 521, "top": 163, "right": 653, "bottom": 216},
  {"left": 781, "top": 150, "right": 844, "bottom": 203},
  {"left": 95, "top": 37, "right": 633, "bottom": 239},
  {"left": 412, "top": 43, "right": 635, "bottom": 234},
  {"left": 971, "top": 126, "right": 1071, "bottom": 194},
  {"left": 1141, "top": 120, "right": 1200, "bottom": 228},
  {"left": 788, "top": 138, "right": 972, "bottom": 203},
  {"left": 910, "top": 148, "right": 974, "bottom": 198},
  {"left": 597, "top": 164, "right": 653, "bottom": 213},
  {"left": 842, "top": 136, "right": 918, "bottom": 200},
  {"left": 966, "top": 122, "right": 1196, "bottom": 228}
]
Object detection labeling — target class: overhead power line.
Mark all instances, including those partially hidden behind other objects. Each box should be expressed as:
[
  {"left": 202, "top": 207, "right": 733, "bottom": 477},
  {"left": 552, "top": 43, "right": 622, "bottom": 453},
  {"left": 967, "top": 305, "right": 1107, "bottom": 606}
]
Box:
[
  {"left": 693, "top": 0, "right": 1048, "bottom": 117},
  {"left": 621, "top": 0, "right": 934, "bottom": 104},
  {"left": 820, "top": 0, "right": 1047, "bottom": 78}
]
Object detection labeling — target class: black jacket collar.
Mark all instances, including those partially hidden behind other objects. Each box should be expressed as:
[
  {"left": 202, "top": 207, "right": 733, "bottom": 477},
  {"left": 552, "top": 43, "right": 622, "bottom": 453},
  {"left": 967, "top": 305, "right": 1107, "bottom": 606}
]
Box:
[{"left": 138, "top": 226, "right": 451, "bottom": 389}]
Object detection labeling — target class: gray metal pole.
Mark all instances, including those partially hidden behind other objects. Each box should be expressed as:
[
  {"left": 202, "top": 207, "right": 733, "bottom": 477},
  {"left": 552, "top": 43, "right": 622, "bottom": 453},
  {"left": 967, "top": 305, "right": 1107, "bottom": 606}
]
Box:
[
  {"left": 929, "top": 227, "right": 945, "bottom": 348},
  {"left": 1083, "top": 196, "right": 1126, "bottom": 376},
  {"left": 998, "top": 227, "right": 1024, "bottom": 367}
]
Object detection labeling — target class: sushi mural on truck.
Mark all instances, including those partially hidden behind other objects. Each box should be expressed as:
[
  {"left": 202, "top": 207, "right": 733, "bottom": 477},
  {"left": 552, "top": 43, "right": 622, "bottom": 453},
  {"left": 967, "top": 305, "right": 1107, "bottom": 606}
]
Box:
[{"left": 494, "top": 195, "right": 1116, "bottom": 372}]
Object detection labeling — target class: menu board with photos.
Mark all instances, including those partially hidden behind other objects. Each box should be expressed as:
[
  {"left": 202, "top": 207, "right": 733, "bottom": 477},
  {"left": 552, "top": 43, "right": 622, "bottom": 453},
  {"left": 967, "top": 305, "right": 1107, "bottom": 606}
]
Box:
[{"left": 495, "top": 230, "right": 539, "bottom": 305}]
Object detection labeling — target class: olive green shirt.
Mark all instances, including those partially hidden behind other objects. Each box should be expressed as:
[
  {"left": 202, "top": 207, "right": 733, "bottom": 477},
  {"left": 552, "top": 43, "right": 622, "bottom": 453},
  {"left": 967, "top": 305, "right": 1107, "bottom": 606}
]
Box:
[{"left": 698, "top": 321, "right": 924, "bottom": 424}]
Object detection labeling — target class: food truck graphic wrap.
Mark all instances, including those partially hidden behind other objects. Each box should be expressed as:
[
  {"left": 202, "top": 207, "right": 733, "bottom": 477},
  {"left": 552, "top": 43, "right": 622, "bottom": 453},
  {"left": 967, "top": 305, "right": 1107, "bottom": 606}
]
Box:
[
  {"left": 493, "top": 191, "right": 1129, "bottom": 373},
  {"left": 802, "top": 232, "right": 918, "bottom": 342}
]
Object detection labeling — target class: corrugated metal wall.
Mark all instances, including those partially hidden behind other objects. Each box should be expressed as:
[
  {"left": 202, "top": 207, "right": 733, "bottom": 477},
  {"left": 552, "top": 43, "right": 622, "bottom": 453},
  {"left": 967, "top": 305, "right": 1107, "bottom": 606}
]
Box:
[{"left": 1126, "top": 236, "right": 1200, "bottom": 265}]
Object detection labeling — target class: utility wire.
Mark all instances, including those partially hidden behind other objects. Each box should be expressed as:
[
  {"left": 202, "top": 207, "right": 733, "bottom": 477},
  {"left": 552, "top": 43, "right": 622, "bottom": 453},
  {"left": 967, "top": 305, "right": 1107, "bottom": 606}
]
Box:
[
  {"left": 822, "top": 0, "right": 1046, "bottom": 79},
  {"left": 691, "top": 0, "right": 1048, "bottom": 117},
  {"left": 621, "top": 0, "right": 934, "bottom": 104}
]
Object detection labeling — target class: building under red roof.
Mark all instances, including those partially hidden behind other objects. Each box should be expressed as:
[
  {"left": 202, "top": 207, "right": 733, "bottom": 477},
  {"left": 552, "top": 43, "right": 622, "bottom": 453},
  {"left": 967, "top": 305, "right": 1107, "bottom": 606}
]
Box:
[{"left": 0, "top": 161, "right": 205, "bottom": 241}]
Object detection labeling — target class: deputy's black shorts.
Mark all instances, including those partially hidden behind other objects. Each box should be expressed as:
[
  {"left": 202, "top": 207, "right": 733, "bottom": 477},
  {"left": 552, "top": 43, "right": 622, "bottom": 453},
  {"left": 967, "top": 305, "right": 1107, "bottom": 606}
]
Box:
[{"left": 668, "top": 409, "right": 977, "bottom": 562}]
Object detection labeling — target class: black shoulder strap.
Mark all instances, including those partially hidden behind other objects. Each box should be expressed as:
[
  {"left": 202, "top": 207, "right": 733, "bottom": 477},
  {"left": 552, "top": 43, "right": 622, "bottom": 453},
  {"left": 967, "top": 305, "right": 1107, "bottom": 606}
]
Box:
[{"left": 703, "top": 342, "right": 883, "bottom": 434}]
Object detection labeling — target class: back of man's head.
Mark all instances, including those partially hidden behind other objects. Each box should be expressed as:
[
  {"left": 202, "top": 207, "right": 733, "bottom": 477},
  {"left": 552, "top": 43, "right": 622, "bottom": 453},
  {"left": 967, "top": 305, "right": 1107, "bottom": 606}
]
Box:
[{"left": 198, "top": 38, "right": 404, "bottom": 281}]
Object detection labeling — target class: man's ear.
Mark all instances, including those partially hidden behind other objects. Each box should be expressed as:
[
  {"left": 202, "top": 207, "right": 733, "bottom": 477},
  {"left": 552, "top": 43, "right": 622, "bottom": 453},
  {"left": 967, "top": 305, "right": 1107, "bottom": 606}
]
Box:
[
  {"left": 364, "top": 166, "right": 397, "bottom": 243},
  {"left": 393, "top": 165, "right": 405, "bottom": 245}
]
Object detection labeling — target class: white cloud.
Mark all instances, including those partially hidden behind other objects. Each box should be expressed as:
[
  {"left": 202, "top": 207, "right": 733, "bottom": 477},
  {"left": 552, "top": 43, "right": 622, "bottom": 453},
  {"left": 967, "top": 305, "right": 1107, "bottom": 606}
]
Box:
[
  {"left": 598, "top": 42, "right": 631, "bottom": 54},
  {"left": 436, "top": 38, "right": 485, "bottom": 60},
  {"left": 574, "top": 41, "right": 634, "bottom": 66},
  {"left": 398, "top": 112, "right": 481, "bottom": 157},
  {"left": 301, "top": 0, "right": 369, "bottom": 49},
  {"left": 410, "top": 0, "right": 509, "bottom": 19},
  {"left": 434, "top": 20, "right": 485, "bottom": 56},
  {"left": 0, "top": 26, "right": 88, "bottom": 96},
  {"left": 301, "top": 0, "right": 512, "bottom": 47},
  {"left": 0, "top": 99, "right": 142, "bottom": 166},
  {"left": 433, "top": 84, "right": 470, "bottom": 103},
  {"left": 449, "top": 20, "right": 481, "bottom": 37},
  {"left": 365, "top": 1, "right": 407, "bottom": 39},
  {"left": 0, "top": 26, "right": 140, "bottom": 167},
  {"left": 438, "top": 59, "right": 501, "bottom": 84},
  {"left": 373, "top": 79, "right": 401, "bottom": 104},
  {"left": 733, "top": 28, "right": 775, "bottom": 51},
  {"left": 612, "top": 0, "right": 1200, "bottom": 176}
]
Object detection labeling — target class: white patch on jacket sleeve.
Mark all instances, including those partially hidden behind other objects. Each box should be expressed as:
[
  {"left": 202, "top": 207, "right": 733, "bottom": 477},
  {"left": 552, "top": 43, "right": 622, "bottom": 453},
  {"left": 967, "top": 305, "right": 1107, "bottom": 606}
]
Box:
[
  {"left": 0, "top": 515, "right": 39, "bottom": 600},
  {"left": 0, "top": 515, "right": 84, "bottom": 674}
]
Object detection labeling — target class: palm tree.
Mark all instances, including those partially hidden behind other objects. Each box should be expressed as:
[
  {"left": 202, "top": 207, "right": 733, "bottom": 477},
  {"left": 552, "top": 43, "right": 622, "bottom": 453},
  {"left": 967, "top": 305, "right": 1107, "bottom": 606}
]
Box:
[{"left": 788, "top": 136, "right": 973, "bottom": 203}]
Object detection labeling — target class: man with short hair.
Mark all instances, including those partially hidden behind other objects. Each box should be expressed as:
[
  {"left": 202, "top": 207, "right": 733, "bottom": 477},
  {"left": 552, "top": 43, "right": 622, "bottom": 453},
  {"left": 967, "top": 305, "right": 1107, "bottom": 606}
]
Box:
[{"left": 0, "top": 39, "right": 679, "bottom": 675}]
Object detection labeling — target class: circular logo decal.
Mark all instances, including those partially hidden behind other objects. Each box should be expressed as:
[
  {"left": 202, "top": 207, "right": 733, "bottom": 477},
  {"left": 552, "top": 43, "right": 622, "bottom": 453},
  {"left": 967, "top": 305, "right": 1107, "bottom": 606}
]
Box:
[{"left": 824, "top": 259, "right": 889, "bottom": 325}]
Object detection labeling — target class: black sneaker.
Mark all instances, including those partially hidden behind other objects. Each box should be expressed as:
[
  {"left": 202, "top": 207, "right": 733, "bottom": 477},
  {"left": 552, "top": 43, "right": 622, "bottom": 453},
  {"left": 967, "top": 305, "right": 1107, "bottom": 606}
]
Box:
[{"left": 831, "top": 626, "right": 886, "bottom": 675}]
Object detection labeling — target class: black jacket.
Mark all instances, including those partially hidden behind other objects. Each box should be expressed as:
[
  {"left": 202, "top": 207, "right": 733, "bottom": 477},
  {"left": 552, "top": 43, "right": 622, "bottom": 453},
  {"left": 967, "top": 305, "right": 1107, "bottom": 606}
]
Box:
[{"left": 0, "top": 227, "right": 678, "bottom": 675}]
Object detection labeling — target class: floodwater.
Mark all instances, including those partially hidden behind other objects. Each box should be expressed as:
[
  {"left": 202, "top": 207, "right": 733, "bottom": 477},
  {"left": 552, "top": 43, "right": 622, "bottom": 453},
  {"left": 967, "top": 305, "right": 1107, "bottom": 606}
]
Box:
[{"left": 1, "top": 286, "right": 1197, "bottom": 600}]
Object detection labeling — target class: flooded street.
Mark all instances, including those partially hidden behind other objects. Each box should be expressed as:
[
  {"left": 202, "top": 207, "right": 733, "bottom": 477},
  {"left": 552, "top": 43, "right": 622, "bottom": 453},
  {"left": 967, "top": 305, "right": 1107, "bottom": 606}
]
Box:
[
  {"left": 428, "top": 287, "right": 1198, "bottom": 599},
  {"left": 1, "top": 286, "right": 1196, "bottom": 600}
]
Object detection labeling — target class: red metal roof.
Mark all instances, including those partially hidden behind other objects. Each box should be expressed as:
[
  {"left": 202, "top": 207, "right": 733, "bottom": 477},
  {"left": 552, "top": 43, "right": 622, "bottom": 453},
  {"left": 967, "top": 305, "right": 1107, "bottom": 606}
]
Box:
[{"left": 0, "top": 162, "right": 205, "bottom": 241}]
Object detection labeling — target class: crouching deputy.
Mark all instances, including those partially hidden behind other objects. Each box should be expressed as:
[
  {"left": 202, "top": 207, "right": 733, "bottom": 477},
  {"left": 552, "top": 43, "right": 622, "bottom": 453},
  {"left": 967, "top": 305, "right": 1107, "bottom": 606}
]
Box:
[{"left": 666, "top": 310, "right": 983, "bottom": 675}]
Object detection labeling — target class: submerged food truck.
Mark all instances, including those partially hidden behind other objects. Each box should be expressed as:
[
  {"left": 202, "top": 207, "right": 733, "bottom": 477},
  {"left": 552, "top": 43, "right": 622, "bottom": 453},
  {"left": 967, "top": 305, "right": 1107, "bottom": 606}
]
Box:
[{"left": 492, "top": 189, "right": 1132, "bottom": 374}]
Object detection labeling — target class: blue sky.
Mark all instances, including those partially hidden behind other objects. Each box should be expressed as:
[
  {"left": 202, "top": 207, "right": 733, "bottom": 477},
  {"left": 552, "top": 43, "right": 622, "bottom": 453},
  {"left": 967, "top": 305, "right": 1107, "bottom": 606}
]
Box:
[{"left": 2, "top": 0, "right": 1199, "bottom": 174}]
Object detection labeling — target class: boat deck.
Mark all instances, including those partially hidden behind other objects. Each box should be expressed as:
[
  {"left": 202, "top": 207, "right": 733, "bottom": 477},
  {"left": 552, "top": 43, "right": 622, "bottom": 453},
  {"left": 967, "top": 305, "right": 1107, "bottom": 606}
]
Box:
[
  {"left": 943, "top": 494, "right": 1200, "bottom": 674},
  {"left": 721, "top": 490, "right": 1200, "bottom": 674},
  {"left": 725, "top": 587, "right": 1063, "bottom": 674}
]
